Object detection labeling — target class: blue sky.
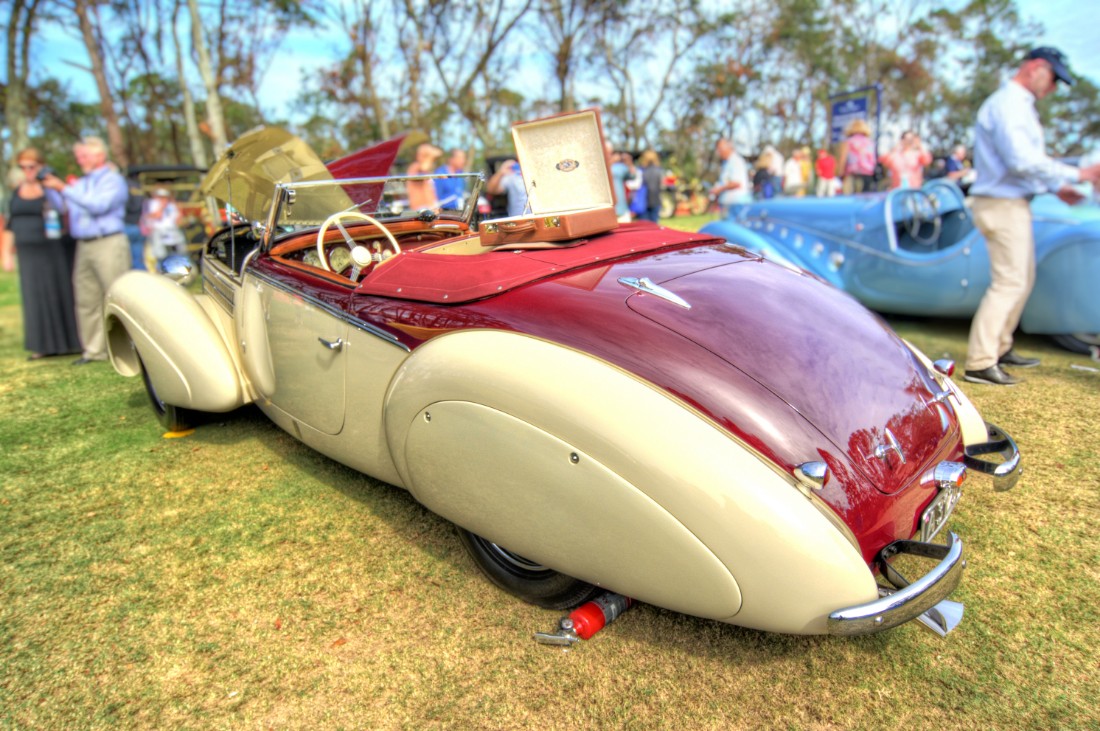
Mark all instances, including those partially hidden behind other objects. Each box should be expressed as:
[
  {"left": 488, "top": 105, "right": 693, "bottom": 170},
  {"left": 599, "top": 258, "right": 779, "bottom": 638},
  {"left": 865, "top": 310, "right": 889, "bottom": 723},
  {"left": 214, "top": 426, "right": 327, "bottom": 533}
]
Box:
[
  {"left": 1015, "top": 0, "right": 1099, "bottom": 84},
  {"left": 26, "top": 0, "right": 1100, "bottom": 123}
]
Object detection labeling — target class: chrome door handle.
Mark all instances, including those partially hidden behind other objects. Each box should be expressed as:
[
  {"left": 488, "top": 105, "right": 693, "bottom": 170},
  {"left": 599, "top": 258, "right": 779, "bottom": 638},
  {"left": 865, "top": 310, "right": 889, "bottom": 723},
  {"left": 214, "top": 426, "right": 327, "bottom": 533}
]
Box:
[{"left": 318, "top": 337, "right": 344, "bottom": 351}]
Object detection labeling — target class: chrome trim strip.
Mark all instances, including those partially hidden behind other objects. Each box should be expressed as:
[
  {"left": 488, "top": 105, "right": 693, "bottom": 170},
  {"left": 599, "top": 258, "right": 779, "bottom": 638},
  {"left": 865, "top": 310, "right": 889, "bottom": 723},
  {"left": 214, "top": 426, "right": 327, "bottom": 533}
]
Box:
[
  {"left": 245, "top": 269, "right": 411, "bottom": 352},
  {"left": 617, "top": 276, "right": 691, "bottom": 309},
  {"left": 827, "top": 532, "right": 965, "bottom": 636},
  {"left": 202, "top": 263, "right": 238, "bottom": 313},
  {"left": 963, "top": 421, "right": 1022, "bottom": 492}
]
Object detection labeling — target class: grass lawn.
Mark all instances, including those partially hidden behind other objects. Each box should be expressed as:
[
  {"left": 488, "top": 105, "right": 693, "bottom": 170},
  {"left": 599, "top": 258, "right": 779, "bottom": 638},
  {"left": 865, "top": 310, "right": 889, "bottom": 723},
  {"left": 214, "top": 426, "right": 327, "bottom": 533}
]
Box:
[{"left": 1, "top": 254, "right": 1099, "bottom": 728}]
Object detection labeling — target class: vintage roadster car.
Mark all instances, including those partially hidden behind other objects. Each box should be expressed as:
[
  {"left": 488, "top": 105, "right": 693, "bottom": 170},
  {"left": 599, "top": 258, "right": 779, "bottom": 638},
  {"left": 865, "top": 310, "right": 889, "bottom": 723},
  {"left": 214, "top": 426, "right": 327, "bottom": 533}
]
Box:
[
  {"left": 701, "top": 179, "right": 1100, "bottom": 354},
  {"left": 103, "top": 125, "right": 1021, "bottom": 637}
]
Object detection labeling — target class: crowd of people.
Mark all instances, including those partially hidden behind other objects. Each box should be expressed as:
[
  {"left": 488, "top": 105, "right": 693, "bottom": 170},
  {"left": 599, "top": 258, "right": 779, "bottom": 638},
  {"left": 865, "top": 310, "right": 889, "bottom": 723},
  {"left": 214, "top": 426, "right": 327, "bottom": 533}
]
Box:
[
  {"left": 713, "top": 122, "right": 970, "bottom": 206},
  {"left": 1, "top": 137, "right": 192, "bottom": 363},
  {"left": 3, "top": 45, "right": 1095, "bottom": 382},
  {"left": 384, "top": 125, "right": 975, "bottom": 229}
]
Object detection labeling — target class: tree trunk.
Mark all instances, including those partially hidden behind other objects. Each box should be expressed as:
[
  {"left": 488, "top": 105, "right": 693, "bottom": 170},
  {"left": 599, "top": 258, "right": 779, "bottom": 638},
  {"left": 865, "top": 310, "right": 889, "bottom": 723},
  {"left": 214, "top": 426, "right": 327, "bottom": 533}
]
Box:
[
  {"left": 73, "top": 0, "right": 128, "bottom": 168},
  {"left": 355, "top": 8, "right": 390, "bottom": 140},
  {"left": 172, "top": 3, "right": 208, "bottom": 168},
  {"left": 4, "top": 0, "right": 38, "bottom": 187},
  {"left": 187, "top": 0, "right": 229, "bottom": 153}
]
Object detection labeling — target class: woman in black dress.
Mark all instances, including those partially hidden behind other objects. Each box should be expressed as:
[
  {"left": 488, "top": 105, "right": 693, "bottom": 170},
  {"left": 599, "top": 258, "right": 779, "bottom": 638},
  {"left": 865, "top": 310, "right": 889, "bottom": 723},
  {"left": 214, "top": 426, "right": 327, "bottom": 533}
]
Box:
[{"left": 2, "top": 148, "right": 81, "bottom": 360}]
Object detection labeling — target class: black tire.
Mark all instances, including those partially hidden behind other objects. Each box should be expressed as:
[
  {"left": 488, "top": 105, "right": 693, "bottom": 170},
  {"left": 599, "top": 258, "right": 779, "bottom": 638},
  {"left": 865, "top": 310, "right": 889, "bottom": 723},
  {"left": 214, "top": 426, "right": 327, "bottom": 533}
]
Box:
[
  {"left": 456, "top": 528, "right": 603, "bottom": 610},
  {"left": 1050, "top": 333, "right": 1100, "bottom": 355},
  {"left": 138, "top": 357, "right": 198, "bottom": 432}
]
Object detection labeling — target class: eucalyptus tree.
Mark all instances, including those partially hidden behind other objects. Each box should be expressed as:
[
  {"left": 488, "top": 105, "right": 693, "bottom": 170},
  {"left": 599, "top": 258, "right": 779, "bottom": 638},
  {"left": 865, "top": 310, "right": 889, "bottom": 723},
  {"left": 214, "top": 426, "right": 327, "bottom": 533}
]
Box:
[
  {"left": 408, "top": 0, "right": 536, "bottom": 152},
  {"left": 293, "top": 1, "right": 392, "bottom": 153},
  {"left": 4, "top": 0, "right": 42, "bottom": 182},
  {"left": 71, "top": 0, "right": 127, "bottom": 166},
  {"left": 535, "top": 0, "right": 621, "bottom": 113},
  {"left": 589, "top": 0, "right": 711, "bottom": 151},
  {"left": 171, "top": 0, "right": 207, "bottom": 168}
]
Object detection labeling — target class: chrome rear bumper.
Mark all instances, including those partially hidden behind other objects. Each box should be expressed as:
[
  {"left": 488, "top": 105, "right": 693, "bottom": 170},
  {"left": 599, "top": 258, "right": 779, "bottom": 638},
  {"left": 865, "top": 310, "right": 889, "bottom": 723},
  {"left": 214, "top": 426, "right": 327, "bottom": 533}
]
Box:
[
  {"left": 963, "top": 422, "right": 1022, "bottom": 491},
  {"left": 827, "top": 532, "right": 965, "bottom": 636}
]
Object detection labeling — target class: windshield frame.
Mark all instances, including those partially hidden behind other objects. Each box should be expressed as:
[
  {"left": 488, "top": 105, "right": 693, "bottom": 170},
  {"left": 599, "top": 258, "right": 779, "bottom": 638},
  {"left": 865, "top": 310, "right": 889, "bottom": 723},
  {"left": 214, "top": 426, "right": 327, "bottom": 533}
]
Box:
[{"left": 262, "top": 172, "right": 485, "bottom": 250}]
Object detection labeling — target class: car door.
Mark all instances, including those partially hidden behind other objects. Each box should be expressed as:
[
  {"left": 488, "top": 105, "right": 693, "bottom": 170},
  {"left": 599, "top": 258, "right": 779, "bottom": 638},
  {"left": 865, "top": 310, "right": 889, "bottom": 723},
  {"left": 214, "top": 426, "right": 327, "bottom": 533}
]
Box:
[
  {"left": 847, "top": 215, "right": 976, "bottom": 316},
  {"left": 237, "top": 269, "right": 349, "bottom": 435}
]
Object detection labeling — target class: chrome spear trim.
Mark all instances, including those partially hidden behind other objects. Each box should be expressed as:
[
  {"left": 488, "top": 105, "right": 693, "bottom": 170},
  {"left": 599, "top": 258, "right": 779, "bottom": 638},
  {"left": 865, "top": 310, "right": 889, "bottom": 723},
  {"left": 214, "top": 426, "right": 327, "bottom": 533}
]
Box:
[{"left": 617, "top": 276, "right": 691, "bottom": 309}]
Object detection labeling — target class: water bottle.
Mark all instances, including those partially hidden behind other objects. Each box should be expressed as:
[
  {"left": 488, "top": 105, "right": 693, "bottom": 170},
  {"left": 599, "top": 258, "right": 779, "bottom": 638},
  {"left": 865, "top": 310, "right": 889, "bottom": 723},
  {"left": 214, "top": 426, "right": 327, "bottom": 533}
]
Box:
[{"left": 44, "top": 207, "right": 62, "bottom": 240}]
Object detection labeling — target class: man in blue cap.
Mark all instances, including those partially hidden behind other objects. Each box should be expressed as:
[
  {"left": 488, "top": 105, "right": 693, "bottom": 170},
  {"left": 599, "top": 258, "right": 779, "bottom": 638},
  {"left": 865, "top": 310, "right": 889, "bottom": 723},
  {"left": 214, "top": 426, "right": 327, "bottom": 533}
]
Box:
[{"left": 963, "top": 47, "right": 1100, "bottom": 385}]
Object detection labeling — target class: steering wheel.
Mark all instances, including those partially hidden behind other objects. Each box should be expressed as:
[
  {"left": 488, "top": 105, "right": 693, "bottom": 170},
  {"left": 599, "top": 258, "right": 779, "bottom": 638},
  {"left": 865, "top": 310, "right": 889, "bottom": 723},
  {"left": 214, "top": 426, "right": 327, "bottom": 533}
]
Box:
[
  {"left": 897, "top": 190, "right": 942, "bottom": 247},
  {"left": 315, "top": 211, "right": 402, "bottom": 275}
]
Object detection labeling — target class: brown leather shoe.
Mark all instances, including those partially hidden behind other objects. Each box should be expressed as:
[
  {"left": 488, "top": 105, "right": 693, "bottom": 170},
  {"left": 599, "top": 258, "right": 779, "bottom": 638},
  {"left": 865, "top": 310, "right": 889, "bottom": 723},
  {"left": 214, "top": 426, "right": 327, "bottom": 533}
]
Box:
[{"left": 964, "top": 365, "right": 1020, "bottom": 385}]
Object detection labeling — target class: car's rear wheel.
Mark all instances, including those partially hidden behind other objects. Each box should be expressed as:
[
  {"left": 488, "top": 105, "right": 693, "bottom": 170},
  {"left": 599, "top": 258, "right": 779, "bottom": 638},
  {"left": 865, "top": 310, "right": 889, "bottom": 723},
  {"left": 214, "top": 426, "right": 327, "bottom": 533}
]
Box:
[
  {"left": 1051, "top": 333, "right": 1100, "bottom": 355},
  {"left": 139, "top": 356, "right": 198, "bottom": 432},
  {"left": 456, "top": 528, "right": 603, "bottom": 610}
]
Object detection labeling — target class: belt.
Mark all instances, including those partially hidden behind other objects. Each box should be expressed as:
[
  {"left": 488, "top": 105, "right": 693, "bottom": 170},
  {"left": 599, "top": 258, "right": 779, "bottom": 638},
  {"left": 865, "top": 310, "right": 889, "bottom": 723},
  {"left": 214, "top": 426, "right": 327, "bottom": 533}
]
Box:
[{"left": 75, "top": 232, "right": 123, "bottom": 244}]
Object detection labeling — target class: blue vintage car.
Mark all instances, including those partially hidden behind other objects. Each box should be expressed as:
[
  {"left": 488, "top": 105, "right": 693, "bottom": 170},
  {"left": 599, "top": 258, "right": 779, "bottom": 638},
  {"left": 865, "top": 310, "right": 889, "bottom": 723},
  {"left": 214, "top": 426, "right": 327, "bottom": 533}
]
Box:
[{"left": 700, "top": 180, "right": 1100, "bottom": 354}]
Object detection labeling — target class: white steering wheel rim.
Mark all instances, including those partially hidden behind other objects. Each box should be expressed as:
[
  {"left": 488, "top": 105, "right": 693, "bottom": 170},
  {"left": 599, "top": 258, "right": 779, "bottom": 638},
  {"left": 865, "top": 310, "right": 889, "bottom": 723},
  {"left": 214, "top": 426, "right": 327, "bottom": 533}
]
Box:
[
  {"left": 315, "top": 211, "right": 402, "bottom": 272},
  {"left": 908, "top": 191, "right": 942, "bottom": 246},
  {"left": 898, "top": 190, "right": 941, "bottom": 246}
]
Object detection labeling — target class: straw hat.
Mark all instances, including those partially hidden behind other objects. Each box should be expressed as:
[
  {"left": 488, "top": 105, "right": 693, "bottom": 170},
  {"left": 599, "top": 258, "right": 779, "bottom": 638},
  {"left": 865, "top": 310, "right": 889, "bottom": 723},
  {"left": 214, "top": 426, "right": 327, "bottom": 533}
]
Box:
[{"left": 845, "top": 119, "right": 871, "bottom": 137}]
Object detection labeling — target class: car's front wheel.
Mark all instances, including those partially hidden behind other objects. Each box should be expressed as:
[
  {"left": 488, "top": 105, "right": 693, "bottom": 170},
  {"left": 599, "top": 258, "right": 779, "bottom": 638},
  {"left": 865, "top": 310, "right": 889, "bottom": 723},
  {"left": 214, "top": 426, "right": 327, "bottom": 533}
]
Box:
[
  {"left": 1051, "top": 333, "right": 1100, "bottom": 355},
  {"left": 139, "top": 357, "right": 198, "bottom": 432},
  {"left": 456, "top": 529, "right": 603, "bottom": 610}
]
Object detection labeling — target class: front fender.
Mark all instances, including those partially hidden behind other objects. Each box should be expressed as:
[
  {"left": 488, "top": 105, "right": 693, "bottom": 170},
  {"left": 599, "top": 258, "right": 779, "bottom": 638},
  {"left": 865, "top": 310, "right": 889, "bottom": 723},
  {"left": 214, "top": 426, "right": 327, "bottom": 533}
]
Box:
[{"left": 105, "top": 271, "right": 248, "bottom": 413}]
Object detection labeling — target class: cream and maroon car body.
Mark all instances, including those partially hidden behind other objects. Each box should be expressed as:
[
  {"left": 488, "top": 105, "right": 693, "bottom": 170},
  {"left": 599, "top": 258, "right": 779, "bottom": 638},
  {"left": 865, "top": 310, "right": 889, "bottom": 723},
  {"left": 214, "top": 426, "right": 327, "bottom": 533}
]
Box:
[{"left": 103, "top": 128, "right": 1021, "bottom": 637}]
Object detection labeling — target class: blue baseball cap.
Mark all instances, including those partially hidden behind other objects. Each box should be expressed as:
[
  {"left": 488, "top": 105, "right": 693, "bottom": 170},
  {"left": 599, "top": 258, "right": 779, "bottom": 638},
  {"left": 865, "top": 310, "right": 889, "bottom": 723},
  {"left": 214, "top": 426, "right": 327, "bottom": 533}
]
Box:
[{"left": 1027, "top": 46, "right": 1073, "bottom": 85}]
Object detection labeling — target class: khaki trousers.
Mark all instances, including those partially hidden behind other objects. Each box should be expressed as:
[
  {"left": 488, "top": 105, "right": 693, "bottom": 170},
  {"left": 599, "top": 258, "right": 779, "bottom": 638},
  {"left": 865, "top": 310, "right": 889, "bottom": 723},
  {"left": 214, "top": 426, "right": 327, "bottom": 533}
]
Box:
[
  {"left": 966, "top": 197, "right": 1035, "bottom": 371},
  {"left": 73, "top": 233, "right": 131, "bottom": 360}
]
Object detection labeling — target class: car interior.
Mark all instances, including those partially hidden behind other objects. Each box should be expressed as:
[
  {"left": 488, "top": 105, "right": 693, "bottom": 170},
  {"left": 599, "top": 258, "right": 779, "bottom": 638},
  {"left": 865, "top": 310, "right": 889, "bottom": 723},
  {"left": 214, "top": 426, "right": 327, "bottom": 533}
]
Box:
[{"left": 888, "top": 184, "right": 975, "bottom": 254}]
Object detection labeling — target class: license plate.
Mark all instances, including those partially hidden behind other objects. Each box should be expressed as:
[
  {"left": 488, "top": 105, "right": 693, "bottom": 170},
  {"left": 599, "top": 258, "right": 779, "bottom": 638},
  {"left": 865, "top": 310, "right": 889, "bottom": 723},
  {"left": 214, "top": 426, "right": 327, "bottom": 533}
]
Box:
[{"left": 920, "top": 485, "right": 961, "bottom": 542}]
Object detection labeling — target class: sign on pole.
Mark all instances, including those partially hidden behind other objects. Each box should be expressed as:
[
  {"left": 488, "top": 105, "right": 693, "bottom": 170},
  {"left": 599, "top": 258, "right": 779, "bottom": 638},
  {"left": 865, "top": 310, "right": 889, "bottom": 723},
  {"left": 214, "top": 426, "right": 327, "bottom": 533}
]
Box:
[{"left": 828, "top": 84, "right": 882, "bottom": 146}]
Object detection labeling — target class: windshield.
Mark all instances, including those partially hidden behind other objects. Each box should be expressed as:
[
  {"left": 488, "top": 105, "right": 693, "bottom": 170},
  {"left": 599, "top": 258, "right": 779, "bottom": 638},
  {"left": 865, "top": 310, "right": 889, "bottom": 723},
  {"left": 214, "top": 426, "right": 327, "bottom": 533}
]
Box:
[{"left": 270, "top": 173, "right": 483, "bottom": 235}]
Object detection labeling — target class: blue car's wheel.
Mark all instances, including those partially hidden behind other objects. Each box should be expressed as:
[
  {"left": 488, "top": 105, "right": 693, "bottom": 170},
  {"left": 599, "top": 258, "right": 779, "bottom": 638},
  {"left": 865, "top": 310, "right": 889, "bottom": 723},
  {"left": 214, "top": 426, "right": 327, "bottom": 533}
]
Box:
[
  {"left": 1051, "top": 333, "right": 1100, "bottom": 355},
  {"left": 457, "top": 529, "right": 603, "bottom": 610}
]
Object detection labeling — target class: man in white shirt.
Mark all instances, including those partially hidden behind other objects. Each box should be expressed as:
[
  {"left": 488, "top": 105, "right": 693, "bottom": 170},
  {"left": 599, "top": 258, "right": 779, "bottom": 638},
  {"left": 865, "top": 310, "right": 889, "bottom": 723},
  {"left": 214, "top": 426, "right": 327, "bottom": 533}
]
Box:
[
  {"left": 963, "top": 47, "right": 1100, "bottom": 386},
  {"left": 712, "top": 138, "right": 751, "bottom": 215}
]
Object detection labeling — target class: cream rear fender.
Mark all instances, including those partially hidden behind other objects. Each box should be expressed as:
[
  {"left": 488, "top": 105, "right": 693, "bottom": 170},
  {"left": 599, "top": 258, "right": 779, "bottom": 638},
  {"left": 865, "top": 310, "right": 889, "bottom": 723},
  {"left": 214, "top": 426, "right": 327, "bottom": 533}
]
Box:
[
  {"left": 382, "top": 330, "right": 877, "bottom": 634},
  {"left": 104, "top": 271, "right": 250, "bottom": 413}
]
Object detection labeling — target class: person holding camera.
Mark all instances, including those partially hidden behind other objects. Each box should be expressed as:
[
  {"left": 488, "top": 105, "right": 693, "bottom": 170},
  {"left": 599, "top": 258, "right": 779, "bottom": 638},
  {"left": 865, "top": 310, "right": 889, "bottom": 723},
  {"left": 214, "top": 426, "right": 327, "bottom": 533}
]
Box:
[
  {"left": 881, "top": 130, "right": 933, "bottom": 190},
  {"left": 1, "top": 148, "right": 82, "bottom": 360},
  {"left": 40, "top": 136, "right": 130, "bottom": 365}
]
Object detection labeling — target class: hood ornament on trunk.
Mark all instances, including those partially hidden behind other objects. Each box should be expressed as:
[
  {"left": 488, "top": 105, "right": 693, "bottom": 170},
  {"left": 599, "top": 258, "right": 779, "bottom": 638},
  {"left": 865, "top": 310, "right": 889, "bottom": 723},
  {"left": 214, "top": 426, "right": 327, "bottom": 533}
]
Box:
[
  {"left": 872, "top": 428, "right": 907, "bottom": 465},
  {"left": 617, "top": 276, "right": 691, "bottom": 309}
]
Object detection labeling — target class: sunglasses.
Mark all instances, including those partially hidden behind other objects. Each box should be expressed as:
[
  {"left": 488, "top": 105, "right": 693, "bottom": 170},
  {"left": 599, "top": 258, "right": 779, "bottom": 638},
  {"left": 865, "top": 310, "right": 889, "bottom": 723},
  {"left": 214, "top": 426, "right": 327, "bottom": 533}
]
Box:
[{"left": 18, "top": 163, "right": 40, "bottom": 170}]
